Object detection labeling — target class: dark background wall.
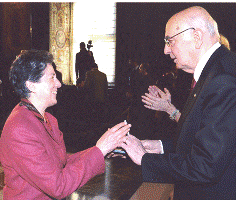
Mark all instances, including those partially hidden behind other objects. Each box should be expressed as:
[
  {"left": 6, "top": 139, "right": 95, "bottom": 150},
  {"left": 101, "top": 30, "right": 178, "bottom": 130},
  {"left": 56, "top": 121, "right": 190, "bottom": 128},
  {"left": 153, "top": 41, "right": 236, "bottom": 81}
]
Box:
[
  {"left": 0, "top": 3, "right": 49, "bottom": 76},
  {"left": 1, "top": 2, "right": 236, "bottom": 90},
  {"left": 115, "top": 2, "right": 236, "bottom": 90},
  {"left": 1, "top": 2, "right": 236, "bottom": 129},
  {"left": 0, "top": 3, "right": 49, "bottom": 128}
]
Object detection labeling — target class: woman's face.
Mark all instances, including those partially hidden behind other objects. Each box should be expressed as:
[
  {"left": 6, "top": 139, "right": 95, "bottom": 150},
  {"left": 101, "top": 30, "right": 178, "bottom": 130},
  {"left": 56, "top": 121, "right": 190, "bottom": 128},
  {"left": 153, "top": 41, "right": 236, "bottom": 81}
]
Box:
[{"left": 33, "top": 64, "right": 61, "bottom": 112}]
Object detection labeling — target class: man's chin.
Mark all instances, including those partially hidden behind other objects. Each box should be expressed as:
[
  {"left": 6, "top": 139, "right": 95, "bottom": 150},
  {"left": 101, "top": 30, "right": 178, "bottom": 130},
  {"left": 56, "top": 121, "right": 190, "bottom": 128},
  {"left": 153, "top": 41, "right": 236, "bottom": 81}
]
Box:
[
  {"left": 181, "top": 68, "right": 194, "bottom": 74},
  {"left": 175, "top": 64, "right": 192, "bottom": 73}
]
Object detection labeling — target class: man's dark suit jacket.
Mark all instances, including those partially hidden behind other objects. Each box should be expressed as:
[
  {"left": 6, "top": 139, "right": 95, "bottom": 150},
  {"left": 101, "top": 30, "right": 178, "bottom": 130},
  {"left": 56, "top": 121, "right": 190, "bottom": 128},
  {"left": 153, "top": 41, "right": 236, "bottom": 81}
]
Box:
[{"left": 141, "top": 45, "right": 236, "bottom": 199}]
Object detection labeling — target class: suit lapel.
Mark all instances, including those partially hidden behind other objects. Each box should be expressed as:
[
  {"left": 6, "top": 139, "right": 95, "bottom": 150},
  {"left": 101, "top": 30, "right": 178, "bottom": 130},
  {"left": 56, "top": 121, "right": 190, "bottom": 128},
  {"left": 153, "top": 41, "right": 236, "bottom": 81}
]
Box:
[{"left": 177, "top": 46, "right": 224, "bottom": 133}]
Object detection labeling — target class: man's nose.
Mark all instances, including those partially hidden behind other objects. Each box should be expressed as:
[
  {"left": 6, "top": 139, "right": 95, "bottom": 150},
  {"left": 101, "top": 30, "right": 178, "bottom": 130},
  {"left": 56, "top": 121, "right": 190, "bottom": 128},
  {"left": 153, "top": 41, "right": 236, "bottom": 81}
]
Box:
[{"left": 164, "top": 44, "right": 171, "bottom": 55}]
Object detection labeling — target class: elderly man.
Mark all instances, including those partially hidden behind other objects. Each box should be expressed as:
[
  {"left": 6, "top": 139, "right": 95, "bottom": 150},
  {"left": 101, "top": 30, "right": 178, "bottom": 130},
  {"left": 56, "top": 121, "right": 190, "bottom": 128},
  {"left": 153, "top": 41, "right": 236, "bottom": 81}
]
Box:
[{"left": 120, "top": 6, "right": 236, "bottom": 199}]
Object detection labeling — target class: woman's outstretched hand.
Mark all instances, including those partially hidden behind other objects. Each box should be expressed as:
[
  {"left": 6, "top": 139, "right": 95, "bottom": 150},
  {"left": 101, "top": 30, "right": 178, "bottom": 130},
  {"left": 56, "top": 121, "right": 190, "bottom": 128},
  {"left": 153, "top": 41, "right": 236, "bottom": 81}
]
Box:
[{"left": 96, "top": 121, "right": 131, "bottom": 156}]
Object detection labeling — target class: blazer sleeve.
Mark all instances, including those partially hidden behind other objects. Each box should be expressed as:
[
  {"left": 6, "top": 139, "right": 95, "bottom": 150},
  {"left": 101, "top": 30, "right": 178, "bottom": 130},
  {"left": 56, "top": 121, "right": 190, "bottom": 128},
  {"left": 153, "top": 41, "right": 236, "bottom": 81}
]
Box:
[
  {"left": 141, "top": 74, "right": 236, "bottom": 184},
  {"left": 3, "top": 112, "right": 105, "bottom": 199}
]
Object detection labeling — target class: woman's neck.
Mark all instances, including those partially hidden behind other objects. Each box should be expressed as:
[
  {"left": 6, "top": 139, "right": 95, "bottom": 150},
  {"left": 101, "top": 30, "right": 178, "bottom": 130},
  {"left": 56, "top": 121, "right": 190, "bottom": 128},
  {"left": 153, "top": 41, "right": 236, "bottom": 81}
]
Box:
[{"left": 27, "top": 97, "right": 46, "bottom": 117}]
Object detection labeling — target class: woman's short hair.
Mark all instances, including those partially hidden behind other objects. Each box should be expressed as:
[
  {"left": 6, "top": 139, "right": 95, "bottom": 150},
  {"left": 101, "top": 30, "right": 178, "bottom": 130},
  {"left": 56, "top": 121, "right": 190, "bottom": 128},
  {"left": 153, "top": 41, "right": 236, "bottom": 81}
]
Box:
[{"left": 9, "top": 49, "right": 54, "bottom": 99}]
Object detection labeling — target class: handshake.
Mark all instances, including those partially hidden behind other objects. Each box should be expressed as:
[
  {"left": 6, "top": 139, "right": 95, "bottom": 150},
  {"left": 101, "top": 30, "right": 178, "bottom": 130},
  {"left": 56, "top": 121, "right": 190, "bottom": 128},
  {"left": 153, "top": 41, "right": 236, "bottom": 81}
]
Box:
[{"left": 104, "top": 119, "right": 164, "bottom": 166}]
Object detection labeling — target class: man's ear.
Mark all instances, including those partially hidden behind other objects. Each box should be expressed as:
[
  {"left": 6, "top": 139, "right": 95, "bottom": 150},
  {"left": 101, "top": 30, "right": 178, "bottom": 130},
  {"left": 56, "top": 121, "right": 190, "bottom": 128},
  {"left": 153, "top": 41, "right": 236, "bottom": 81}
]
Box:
[
  {"left": 25, "top": 80, "right": 36, "bottom": 93},
  {"left": 193, "top": 28, "right": 203, "bottom": 49}
]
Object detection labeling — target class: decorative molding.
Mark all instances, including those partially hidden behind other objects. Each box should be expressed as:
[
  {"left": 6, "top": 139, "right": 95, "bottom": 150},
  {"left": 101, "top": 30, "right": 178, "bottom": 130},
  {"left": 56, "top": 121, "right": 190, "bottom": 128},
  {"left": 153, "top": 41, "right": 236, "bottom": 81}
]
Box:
[{"left": 49, "top": 3, "right": 73, "bottom": 85}]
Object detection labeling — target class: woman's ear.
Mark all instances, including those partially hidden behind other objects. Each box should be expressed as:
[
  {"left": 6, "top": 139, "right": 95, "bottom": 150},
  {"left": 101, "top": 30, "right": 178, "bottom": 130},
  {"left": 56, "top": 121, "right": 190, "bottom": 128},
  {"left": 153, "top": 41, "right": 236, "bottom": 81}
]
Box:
[
  {"left": 25, "top": 80, "right": 35, "bottom": 93},
  {"left": 193, "top": 28, "right": 203, "bottom": 49}
]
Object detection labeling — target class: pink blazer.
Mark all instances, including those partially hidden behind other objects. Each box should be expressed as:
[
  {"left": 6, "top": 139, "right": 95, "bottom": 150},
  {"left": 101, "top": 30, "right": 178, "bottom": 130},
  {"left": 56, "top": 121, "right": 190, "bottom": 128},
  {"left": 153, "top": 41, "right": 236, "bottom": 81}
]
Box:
[{"left": 0, "top": 103, "right": 105, "bottom": 199}]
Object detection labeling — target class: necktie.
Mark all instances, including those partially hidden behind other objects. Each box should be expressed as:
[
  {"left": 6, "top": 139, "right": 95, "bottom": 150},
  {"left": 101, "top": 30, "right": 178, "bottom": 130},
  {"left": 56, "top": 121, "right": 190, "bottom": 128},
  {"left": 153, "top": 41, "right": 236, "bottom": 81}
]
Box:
[{"left": 190, "top": 78, "right": 196, "bottom": 92}]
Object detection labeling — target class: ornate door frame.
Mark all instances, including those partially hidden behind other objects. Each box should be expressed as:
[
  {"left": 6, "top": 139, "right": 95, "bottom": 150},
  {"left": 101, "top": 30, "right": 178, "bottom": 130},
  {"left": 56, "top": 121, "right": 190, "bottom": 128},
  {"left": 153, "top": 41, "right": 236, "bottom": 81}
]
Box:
[{"left": 49, "top": 2, "right": 74, "bottom": 85}]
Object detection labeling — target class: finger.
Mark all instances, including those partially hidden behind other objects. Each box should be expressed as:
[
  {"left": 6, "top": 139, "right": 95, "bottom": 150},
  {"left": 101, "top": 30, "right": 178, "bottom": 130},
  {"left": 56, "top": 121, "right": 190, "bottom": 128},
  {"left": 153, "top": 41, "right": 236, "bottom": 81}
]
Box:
[
  {"left": 111, "top": 153, "right": 124, "bottom": 158},
  {"left": 120, "top": 136, "right": 137, "bottom": 148},
  {"left": 148, "top": 85, "right": 156, "bottom": 90},
  {"left": 149, "top": 86, "right": 159, "bottom": 95},
  {"left": 164, "top": 87, "right": 170, "bottom": 94},
  {"left": 141, "top": 97, "right": 151, "bottom": 105},
  {"left": 145, "top": 92, "right": 160, "bottom": 100},
  {"left": 157, "top": 88, "right": 166, "bottom": 97},
  {"left": 141, "top": 95, "right": 148, "bottom": 100},
  {"left": 106, "top": 153, "right": 114, "bottom": 158},
  {"left": 109, "top": 121, "right": 129, "bottom": 132},
  {"left": 113, "top": 125, "right": 131, "bottom": 138},
  {"left": 108, "top": 153, "right": 126, "bottom": 159},
  {"left": 148, "top": 89, "right": 157, "bottom": 96},
  {"left": 120, "top": 136, "right": 127, "bottom": 143},
  {"left": 115, "top": 154, "right": 126, "bottom": 159},
  {"left": 144, "top": 105, "right": 157, "bottom": 111},
  {"left": 149, "top": 85, "right": 158, "bottom": 91},
  {"left": 123, "top": 135, "right": 138, "bottom": 145},
  {"left": 143, "top": 95, "right": 155, "bottom": 103},
  {"left": 142, "top": 96, "right": 159, "bottom": 107},
  {"left": 142, "top": 100, "right": 151, "bottom": 107},
  {"left": 152, "top": 86, "right": 159, "bottom": 94},
  {"left": 144, "top": 92, "right": 151, "bottom": 97},
  {"left": 120, "top": 142, "right": 129, "bottom": 151},
  {"left": 141, "top": 140, "right": 148, "bottom": 147},
  {"left": 127, "top": 134, "right": 139, "bottom": 141},
  {"left": 142, "top": 98, "right": 151, "bottom": 105},
  {"left": 142, "top": 95, "right": 151, "bottom": 102},
  {"left": 142, "top": 93, "right": 157, "bottom": 101},
  {"left": 119, "top": 136, "right": 130, "bottom": 146}
]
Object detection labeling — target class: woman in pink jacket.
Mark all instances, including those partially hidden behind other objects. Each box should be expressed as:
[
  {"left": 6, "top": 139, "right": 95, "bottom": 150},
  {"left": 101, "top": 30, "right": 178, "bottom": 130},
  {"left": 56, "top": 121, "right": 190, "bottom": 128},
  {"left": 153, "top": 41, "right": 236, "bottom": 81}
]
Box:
[{"left": 0, "top": 50, "right": 131, "bottom": 200}]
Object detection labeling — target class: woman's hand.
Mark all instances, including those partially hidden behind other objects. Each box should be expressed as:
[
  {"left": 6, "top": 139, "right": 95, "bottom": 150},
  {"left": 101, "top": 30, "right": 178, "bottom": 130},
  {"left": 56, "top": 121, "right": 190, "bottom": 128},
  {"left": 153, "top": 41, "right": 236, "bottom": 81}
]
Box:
[
  {"left": 142, "top": 85, "right": 181, "bottom": 122},
  {"left": 142, "top": 86, "right": 172, "bottom": 112},
  {"left": 149, "top": 86, "right": 171, "bottom": 103},
  {"left": 96, "top": 122, "right": 131, "bottom": 156}
]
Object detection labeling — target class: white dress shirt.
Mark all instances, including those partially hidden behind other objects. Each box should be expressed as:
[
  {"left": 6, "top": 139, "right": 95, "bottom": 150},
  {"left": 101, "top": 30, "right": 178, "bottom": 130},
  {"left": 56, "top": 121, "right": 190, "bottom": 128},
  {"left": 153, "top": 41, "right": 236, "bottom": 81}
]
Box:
[
  {"left": 194, "top": 42, "right": 221, "bottom": 82},
  {"left": 159, "top": 42, "right": 221, "bottom": 154}
]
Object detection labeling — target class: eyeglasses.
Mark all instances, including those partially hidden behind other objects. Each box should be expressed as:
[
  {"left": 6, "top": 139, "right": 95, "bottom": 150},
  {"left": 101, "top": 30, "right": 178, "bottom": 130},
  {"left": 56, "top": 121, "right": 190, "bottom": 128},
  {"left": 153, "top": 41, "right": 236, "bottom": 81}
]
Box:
[{"left": 164, "top": 27, "right": 195, "bottom": 47}]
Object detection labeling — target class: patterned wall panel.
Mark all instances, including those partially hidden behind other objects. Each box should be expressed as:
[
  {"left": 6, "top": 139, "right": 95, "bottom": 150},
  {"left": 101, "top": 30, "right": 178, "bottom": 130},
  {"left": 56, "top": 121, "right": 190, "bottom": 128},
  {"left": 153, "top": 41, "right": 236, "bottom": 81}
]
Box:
[{"left": 49, "top": 3, "right": 73, "bottom": 85}]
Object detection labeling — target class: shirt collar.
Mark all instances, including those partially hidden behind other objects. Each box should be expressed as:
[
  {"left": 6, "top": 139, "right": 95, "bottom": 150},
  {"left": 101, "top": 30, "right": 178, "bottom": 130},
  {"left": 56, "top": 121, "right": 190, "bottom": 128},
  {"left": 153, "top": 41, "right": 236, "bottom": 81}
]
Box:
[{"left": 194, "top": 42, "right": 221, "bottom": 82}]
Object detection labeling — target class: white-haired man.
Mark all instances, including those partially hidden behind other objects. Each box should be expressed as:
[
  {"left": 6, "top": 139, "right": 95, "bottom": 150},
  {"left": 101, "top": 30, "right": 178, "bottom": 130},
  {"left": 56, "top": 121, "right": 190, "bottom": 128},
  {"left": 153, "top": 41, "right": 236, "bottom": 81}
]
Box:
[{"left": 120, "top": 6, "right": 236, "bottom": 199}]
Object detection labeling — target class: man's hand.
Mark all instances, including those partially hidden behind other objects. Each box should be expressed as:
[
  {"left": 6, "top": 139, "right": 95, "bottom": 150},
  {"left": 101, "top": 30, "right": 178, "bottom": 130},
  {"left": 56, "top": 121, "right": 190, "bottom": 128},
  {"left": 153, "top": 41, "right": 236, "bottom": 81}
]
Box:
[{"left": 120, "top": 135, "right": 147, "bottom": 165}]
